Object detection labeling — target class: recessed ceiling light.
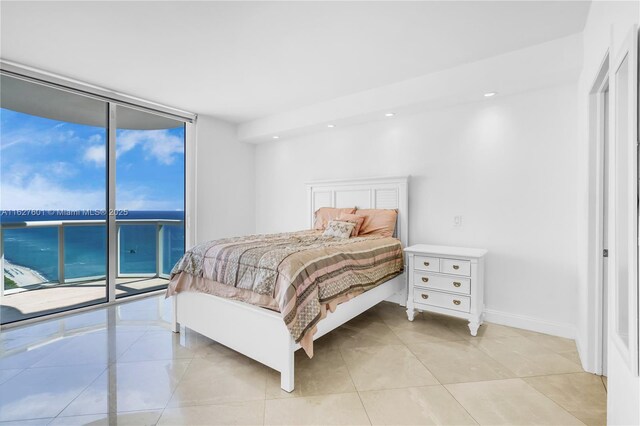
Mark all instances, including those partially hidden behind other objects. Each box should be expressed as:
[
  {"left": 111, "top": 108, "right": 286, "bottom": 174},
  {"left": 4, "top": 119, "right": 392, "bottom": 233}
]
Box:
[
  {"left": 272, "top": 136, "right": 279, "bottom": 139},
  {"left": 484, "top": 92, "right": 497, "bottom": 98},
  {"left": 385, "top": 112, "right": 395, "bottom": 117},
  {"left": 327, "top": 124, "right": 335, "bottom": 128}
]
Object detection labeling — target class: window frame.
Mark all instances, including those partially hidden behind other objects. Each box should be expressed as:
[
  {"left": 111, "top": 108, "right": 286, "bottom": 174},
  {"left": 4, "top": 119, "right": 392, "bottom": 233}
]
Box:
[{"left": 0, "top": 60, "right": 196, "bottom": 325}]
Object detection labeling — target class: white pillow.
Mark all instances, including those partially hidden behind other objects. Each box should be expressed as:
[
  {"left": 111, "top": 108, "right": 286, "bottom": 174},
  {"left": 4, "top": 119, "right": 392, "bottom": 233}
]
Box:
[{"left": 322, "top": 220, "right": 356, "bottom": 239}]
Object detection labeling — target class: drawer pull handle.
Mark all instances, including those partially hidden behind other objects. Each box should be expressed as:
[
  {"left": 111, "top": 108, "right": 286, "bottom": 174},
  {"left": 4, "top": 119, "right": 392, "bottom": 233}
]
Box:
[
  {"left": 423, "top": 261, "right": 430, "bottom": 267},
  {"left": 453, "top": 282, "right": 461, "bottom": 287},
  {"left": 453, "top": 300, "right": 461, "bottom": 305},
  {"left": 421, "top": 277, "right": 429, "bottom": 283},
  {"left": 453, "top": 265, "right": 460, "bottom": 270},
  {"left": 421, "top": 294, "right": 429, "bottom": 299}
]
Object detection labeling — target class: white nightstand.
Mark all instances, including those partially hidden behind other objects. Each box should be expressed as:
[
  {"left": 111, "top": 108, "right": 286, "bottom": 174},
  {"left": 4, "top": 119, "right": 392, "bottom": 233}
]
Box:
[{"left": 404, "top": 244, "right": 487, "bottom": 336}]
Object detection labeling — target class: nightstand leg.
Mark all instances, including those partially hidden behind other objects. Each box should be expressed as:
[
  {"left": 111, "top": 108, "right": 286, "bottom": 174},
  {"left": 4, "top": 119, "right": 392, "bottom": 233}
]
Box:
[
  {"left": 468, "top": 318, "right": 481, "bottom": 336},
  {"left": 406, "top": 299, "right": 416, "bottom": 321},
  {"left": 406, "top": 308, "right": 415, "bottom": 321}
]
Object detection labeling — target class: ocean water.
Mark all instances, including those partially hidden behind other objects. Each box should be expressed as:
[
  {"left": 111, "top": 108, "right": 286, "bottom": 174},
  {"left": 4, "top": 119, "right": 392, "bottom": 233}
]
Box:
[{"left": 1, "top": 211, "right": 184, "bottom": 283}]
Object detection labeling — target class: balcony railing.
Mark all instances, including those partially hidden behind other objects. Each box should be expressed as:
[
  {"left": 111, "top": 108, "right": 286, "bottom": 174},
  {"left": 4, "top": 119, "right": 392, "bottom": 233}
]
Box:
[{"left": 1, "top": 219, "right": 184, "bottom": 296}]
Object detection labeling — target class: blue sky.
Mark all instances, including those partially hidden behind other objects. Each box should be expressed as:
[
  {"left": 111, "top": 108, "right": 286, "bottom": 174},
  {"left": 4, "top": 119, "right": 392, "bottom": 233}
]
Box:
[{"left": 0, "top": 108, "right": 185, "bottom": 211}]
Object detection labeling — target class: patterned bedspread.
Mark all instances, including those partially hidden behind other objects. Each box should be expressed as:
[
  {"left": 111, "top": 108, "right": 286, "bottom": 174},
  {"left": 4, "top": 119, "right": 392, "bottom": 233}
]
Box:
[{"left": 166, "top": 230, "right": 404, "bottom": 353}]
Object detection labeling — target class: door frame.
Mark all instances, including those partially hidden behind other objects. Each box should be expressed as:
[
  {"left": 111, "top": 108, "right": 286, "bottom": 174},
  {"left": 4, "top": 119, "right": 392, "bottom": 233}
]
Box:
[
  {"left": 585, "top": 51, "right": 611, "bottom": 375},
  {"left": 608, "top": 25, "right": 639, "bottom": 376}
]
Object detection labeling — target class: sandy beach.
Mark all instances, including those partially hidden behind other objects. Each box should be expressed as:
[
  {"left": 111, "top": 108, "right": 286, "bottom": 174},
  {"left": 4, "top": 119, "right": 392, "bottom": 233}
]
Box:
[{"left": 3, "top": 260, "right": 48, "bottom": 287}]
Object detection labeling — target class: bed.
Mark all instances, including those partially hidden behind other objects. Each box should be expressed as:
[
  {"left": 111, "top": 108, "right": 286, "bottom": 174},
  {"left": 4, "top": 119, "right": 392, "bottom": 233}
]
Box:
[{"left": 169, "top": 176, "right": 409, "bottom": 392}]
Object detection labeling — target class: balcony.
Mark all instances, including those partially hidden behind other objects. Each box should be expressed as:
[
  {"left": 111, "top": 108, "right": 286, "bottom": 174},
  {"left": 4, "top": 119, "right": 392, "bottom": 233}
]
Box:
[{"left": 1, "top": 219, "right": 184, "bottom": 324}]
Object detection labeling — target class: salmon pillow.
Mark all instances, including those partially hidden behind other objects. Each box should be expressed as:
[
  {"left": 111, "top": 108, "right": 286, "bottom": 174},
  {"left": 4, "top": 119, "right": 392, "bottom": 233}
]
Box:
[
  {"left": 337, "top": 213, "right": 365, "bottom": 237},
  {"left": 355, "top": 209, "right": 398, "bottom": 237},
  {"left": 313, "top": 207, "right": 356, "bottom": 230}
]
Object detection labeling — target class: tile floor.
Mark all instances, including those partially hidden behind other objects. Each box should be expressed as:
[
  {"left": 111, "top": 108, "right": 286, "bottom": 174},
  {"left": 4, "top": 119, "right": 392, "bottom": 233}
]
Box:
[{"left": 0, "top": 295, "right": 607, "bottom": 425}]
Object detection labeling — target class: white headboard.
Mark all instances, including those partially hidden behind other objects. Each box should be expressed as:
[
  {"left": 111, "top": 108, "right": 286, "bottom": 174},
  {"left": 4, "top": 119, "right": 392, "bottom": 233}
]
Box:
[{"left": 306, "top": 176, "right": 409, "bottom": 247}]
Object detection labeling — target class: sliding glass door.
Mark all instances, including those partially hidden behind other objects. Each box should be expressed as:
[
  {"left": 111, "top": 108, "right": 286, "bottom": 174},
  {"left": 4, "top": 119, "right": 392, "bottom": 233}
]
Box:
[
  {"left": 1, "top": 75, "right": 108, "bottom": 323},
  {"left": 0, "top": 73, "right": 187, "bottom": 324},
  {"left": 114, "top": 106, "right": 185, "bottom": 299}
]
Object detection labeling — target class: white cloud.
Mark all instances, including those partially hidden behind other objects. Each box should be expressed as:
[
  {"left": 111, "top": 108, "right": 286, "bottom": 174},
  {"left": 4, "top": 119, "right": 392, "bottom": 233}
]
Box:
[
  {"left": 2, "top": 163, "right": 34, "bottom": 186},
  {"left": 88, "top": 134, "right": 102, "bottom": 144},
  {"left": 2, "top": 124, "right": 86, "bottom": 152},
  {"left": 46, "top": 161, "right": 77, "bottom": 178},
  {"left": 116, "top": 129, "right": 184, "bottom": 165},
  {"left": 0, "top": 174, "right": 105, "bottom": 210},
  {"left": 114, "top": 181, "right": 183, "bottom": 211},
  {"left": 0, "top": 171, "right": 181, "bottom": 211},
  {"left": 83, "top": 144, "right": 106, "bottom": 166},
  {"left": 82, "top": 129, "right": 182, "bottom": 167},
  {"left": 0, "top": 135, "right": 27, "bottom": 151}
]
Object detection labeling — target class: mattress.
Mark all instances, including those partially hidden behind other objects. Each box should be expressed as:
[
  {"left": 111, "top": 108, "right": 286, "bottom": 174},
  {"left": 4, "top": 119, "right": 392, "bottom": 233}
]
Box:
[{"left": 166, "top": 230, "right": 404, "bottom": 356}]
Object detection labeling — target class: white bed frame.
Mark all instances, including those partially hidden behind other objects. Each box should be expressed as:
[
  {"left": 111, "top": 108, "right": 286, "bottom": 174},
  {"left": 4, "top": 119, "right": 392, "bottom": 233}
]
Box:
[{"left": 172, "top": 176, "right": 409, "bottom": 392}]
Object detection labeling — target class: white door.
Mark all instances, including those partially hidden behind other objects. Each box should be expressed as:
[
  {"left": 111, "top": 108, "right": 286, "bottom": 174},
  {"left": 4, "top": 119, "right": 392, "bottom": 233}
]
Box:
[{"left": 607, "top": 25, "right": 639, "bottom": 425}]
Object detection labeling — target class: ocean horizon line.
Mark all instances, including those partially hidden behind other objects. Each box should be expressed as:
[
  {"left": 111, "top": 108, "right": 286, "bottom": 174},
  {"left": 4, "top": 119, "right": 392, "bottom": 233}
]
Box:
[{"left": 1, "top": 209, "right": 185, "bottom": 223}]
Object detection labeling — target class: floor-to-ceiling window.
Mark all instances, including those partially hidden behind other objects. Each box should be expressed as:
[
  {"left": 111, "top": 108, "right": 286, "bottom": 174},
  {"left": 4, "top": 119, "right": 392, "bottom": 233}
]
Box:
[
  {"left": 0, "top": 71, "right": 190, "bottom": 324},
  {"left": 114, "top": 106, "right": 185, "bottom": 299}
]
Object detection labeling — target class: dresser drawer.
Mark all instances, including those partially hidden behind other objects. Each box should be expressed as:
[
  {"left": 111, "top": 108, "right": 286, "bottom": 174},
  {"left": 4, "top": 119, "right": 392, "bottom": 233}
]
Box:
[
  {"left": 413, "top": 272, "right": 471, "bottom": 295},
  {"left": 414, "top": 256, "right": 439, "bottom": 272},
  {"left": 414, "top": 289, "right": 471, "bottom": 313},
  {"left": 440, "top": 258, "right": 471, "bottom": 276}
]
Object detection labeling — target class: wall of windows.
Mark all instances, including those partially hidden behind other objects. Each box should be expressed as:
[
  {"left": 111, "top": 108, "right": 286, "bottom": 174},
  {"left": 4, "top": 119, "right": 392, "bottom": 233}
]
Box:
[{"left": 0, "top": 69, "right": 192, "bottom": 324}]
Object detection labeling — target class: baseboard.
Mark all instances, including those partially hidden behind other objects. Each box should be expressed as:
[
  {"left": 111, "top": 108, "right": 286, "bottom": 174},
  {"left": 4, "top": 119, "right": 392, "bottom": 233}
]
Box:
[
  {"left": 484, "top": 308, "right": 577, "bottom": 340},
  {"left": 575, "top": 334, "right": 593, "bottom": 373}
]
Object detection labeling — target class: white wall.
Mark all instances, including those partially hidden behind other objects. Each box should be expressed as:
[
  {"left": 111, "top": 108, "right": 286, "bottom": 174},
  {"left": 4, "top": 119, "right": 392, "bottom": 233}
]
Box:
[
  {"left": 575, "top": 1, "right": 640, "bottom": 424},
  {"left": 195, "top": 115, "right": 256, "bottom": 243},
  {"left": 255, "top": 84, "right": 579, "bottom": 337}
]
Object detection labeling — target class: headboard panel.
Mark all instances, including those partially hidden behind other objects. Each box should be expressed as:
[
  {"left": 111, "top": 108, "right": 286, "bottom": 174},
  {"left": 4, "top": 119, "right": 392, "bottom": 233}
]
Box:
[{"left": 306, "top": 176, "right": 409, "bottom": 248}]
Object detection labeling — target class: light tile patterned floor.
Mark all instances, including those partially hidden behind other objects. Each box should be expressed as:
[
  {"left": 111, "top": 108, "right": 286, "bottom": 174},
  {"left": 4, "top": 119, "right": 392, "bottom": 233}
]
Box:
[{"left": 0, "top": 295, "right": 607, "bottom": 425}]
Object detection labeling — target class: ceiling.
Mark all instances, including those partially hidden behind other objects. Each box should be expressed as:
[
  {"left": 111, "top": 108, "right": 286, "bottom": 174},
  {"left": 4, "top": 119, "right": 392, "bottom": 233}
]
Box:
[{"left": 1, "top": 1, "right": 591, "bottom": 124}]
